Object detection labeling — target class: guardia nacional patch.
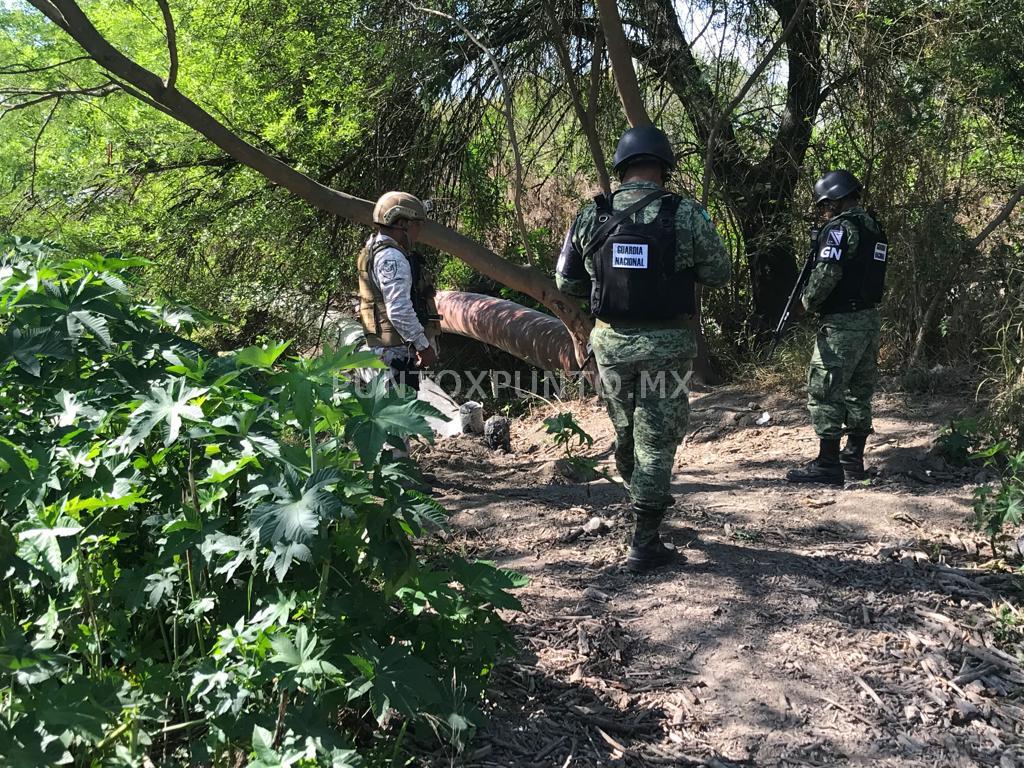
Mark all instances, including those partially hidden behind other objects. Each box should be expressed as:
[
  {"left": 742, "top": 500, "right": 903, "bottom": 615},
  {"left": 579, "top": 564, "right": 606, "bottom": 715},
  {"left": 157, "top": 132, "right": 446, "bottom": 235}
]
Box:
[
  {"left": 611, "top": 242, "right": 649, "bottom": 269},
  {"left": 819, "top": 246, "right": 842, "bottom": 261},
  {"left": 817, "top": 226, "right": 844, "bottom": 262},
  {"left": 379, "top": 256, "right": 399, "bottom": 281}
]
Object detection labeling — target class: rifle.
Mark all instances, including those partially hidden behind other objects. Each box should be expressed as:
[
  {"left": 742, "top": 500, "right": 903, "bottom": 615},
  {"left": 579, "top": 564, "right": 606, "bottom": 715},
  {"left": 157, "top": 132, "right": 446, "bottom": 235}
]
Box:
[{"left": 766, "top": 226, "right": 819, "bottom": 360}]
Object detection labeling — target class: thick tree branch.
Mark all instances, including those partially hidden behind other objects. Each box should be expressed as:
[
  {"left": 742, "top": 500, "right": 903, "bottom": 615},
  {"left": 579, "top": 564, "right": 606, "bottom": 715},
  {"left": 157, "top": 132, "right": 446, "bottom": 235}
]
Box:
[
  {"left": 155, "top": 0, "right": 179, "bottom": 90},
  {"left": 595, "top": 0, "right": 651, "bottom": 127},
  {"left": 28, "top": 0, "right": 70, "bottom": 30}
]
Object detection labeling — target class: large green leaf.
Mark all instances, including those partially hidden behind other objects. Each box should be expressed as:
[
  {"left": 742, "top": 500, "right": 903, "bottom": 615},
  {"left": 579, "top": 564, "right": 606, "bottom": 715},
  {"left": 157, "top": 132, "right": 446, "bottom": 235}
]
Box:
[
  {"left": 118, "top": 379, "right": 208, "bottom": 453},
  {"left": 249, "top": 725, "right": 309, "bottom": 768},
  {"left": 270, "top": 626, "right": 342, "bottom": 686},
  {"left": 236, "top": 341, "right": 291, "bottom": 370},
  {"left": 66, "top": 309, "right": 112, "bottom": 348},
  {"left": 0, "top": 326, "right": 73, "bottom": 377},
  {"left": 344, "top": 374, "right": 441, "bottom": 466},
  {"left": 250, "top": 468, "right": 346, "bottom": 546}
]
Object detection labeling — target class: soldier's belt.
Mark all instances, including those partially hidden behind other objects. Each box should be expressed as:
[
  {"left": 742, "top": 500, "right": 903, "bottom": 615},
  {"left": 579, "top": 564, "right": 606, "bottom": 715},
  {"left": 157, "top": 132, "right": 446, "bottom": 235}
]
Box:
[{"left": 594, "top": 315, "right": 692, "bottom": 330}]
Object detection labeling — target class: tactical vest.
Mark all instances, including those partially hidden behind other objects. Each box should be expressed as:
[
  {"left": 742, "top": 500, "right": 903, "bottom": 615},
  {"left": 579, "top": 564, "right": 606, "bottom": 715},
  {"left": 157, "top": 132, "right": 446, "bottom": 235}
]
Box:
[
  {"left": 587, "top": 192, "right": 696, "bottom": 321},
  {"left": 819, "top": 211, "right": 888, "bottom": 314},
  {"left": 357, "top": 237, "right": 440, "bottom": 347}
]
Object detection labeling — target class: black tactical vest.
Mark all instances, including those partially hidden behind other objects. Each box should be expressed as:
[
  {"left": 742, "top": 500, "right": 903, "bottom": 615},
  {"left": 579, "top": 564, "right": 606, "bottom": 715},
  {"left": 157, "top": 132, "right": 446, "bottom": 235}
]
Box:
[
  {"left": 819, "top": 211, "right": 888, "bottom": 314},
  {"left": 587, "top": 193, "right": 696, "bottom": 321}
]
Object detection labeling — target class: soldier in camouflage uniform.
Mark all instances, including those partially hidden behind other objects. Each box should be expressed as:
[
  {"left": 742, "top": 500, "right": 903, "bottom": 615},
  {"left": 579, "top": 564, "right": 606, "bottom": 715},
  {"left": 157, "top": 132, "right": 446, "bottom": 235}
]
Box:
[
  {"left": 787, "top": 170, "right": 888, "bottom": 485},
  {"left": 557, "top": 125, "right": 731, "bottom": 571}
]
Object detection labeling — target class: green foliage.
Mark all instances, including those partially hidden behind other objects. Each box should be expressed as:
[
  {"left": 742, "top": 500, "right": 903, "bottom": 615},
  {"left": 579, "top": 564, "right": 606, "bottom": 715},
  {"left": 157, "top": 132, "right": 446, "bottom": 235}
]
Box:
[
  {"left": 0, "top": 239, "right": 520, "bottom": 766},
  {"left": 935, "top": 418, "right": 988, "bottom": 466},
  {"left": 932, "top": 417, "right": 1024, "bottom": 559},
  {"left": 992, "top": 602, "right": 1024, "bottom": 649},
  {"left": 543, "top": 412, "right": 603, "bottom": 483},
  {"left": 543, "top": 412, "right": 593, "bottom": 457},
  {"left": 972, "top": 443, "right": 1024, "bottom": 558}
]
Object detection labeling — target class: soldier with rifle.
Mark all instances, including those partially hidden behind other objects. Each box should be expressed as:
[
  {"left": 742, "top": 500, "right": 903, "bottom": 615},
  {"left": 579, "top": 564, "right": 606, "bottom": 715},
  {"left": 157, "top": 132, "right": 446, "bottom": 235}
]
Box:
[{"left": 784, "top": 170, "right": 888, "bottom": 485}]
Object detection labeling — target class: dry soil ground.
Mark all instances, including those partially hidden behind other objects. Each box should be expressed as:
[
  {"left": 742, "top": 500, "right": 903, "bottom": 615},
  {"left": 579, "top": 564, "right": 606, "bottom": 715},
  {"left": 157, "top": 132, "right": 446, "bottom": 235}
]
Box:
[{"left": 416, "top": 386, "right": 1024, "bottom": 768}]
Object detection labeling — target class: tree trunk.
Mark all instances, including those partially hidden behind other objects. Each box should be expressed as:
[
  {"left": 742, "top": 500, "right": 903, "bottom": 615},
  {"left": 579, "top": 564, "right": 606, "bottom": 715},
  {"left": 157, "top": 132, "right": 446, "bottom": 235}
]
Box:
[{"left": 742, "top": 209, "right": 804, "bottom": 334}]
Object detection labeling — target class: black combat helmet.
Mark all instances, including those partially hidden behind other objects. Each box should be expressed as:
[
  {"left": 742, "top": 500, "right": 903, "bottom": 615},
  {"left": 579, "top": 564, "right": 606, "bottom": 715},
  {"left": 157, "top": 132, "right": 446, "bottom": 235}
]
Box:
[
  {"left": 612, "top": 125, "right": 677, "bottom": 174},
  {"left": 813, "top": 169, "right": 863, "bottom": 203}
]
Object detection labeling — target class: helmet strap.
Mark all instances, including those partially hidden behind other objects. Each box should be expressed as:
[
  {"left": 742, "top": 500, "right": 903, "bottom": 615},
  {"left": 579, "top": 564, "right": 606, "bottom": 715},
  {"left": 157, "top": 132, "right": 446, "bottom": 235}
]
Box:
[{"left": 381, "top": 220, "right": 413, "bottom": 252}]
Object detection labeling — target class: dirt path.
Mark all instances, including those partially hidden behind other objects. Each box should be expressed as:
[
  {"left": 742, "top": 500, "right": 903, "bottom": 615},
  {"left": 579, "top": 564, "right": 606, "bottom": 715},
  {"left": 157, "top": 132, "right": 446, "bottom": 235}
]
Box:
[{"left": 417, "top": 387, "right": 1024, "bottom": 768}]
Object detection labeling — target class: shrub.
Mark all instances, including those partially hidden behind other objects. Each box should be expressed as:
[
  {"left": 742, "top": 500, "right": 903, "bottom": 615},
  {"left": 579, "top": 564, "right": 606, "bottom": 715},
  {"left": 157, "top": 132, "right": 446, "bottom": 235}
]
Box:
[{"left": 0, "top": 239, "right": 521, "bottom": 766}]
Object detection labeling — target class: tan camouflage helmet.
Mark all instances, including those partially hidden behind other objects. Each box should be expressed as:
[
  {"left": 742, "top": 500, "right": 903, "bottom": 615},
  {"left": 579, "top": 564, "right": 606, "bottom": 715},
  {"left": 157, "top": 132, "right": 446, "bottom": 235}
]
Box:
[{"left": 372, "top": 191, "right": 429, "bottom": 226}]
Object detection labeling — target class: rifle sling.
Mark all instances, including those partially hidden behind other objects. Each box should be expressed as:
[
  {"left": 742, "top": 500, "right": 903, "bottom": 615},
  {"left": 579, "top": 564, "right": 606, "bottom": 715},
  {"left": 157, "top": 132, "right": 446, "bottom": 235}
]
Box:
[{"left": 583, "top": 191, "right": 669, "bottom": 260}]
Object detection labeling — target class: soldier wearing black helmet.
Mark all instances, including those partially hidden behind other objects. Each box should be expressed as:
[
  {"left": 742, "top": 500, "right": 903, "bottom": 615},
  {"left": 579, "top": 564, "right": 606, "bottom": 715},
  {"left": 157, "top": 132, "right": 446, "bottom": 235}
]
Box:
[
  {"left": 787, "top": 170, "right": 888, "bottom": 485},
  {"left": 556, "top": 125, "right": 731, "bottom": 571}
]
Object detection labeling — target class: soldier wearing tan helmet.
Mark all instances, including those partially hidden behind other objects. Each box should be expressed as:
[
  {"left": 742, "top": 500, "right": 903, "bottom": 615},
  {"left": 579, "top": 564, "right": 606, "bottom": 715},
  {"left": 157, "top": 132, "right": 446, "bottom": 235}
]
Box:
[{"left": 358, "top": 192, "right": 441, "bottom": 390}]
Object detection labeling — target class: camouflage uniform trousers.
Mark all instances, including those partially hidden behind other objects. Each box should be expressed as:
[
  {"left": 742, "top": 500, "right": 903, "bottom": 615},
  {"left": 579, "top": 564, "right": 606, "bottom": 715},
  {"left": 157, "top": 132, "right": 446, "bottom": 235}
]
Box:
[
  {"left": 808, "top": 308, "right": 881, "bottom": 440},
  {"left": 591, "top": 324, "right": 694, "bottom": 515}
]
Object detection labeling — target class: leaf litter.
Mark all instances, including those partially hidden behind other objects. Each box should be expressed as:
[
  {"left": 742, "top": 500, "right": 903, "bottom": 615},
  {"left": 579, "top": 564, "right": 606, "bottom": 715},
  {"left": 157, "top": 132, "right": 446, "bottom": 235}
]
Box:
[{"left": 415, "top": 389, "right": 1022, "bottom": 767}]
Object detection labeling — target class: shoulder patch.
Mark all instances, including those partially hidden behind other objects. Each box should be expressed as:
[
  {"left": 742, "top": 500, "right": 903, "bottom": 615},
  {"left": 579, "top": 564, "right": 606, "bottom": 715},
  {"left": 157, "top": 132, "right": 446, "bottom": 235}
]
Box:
[
  {"left": 378, "top": 256, "right": 399, "bottom": 282},
  {"left": 818, "top": 246, "right": 842, "bottom": 262},
  {"left": 696, "top": 205, "right": 712, "bottom": 224},
  {"left": 826, "top": 228, "right": 844, "bottom": 246}
]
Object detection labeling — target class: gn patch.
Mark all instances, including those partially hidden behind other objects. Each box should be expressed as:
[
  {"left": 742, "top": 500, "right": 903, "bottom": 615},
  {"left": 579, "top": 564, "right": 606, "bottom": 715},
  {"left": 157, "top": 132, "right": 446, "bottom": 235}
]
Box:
[
  {"left": 873, "top": 242, "right": 888, "bottom": 262},
  {"left": 612, "top": 242, "right": 649, "bottom": 269},
  {"left": 818, "top": 246, "right": 842, "bottom": 262},
  {"left": 827, "top": 228, "right": 844, "bottom": 247}
]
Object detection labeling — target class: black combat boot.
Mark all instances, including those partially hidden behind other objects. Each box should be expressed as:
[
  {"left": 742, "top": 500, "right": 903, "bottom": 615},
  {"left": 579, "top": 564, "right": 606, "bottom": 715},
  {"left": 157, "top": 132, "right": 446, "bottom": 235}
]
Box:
[
  {"left": 840, "top": 434, "right": 868, "bottom": 482},
  {"left": 626, "top": 506, "right": 685, "bottom": 572},
  {"left": 786, "top": 439, "right": 844, "bottom": 485}
]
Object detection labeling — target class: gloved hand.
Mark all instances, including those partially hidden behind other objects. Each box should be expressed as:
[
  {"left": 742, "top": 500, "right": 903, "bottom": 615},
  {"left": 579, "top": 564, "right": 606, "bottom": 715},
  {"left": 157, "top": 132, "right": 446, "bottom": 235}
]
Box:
[{"left": 416, "top": 344, "right": 438, "bottom": 368}]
